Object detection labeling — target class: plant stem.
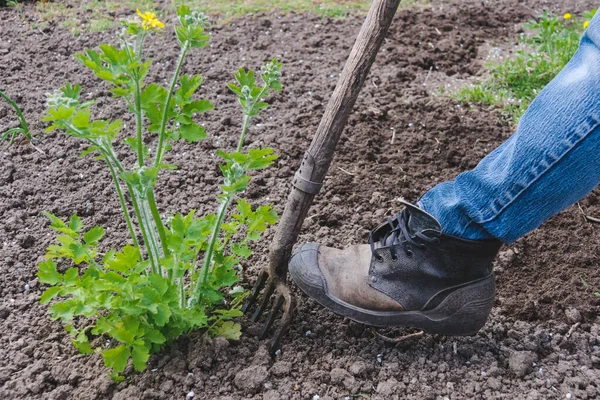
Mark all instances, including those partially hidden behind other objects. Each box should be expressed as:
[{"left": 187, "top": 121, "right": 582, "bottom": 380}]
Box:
[
  {"left": 138, "top": 197, "right": 161, "bottom": 275},
  {"left": 105, "top": 153, "right": 139, "bottom": 250},
  {"left": 192, "top": 196, "right": 231, "bottom": 305},
  {"left": 136, "top": 32, "right": 147, "bottom": 60},
  {"left": 133, "top": 78, "right": 145, "bottom": 168},
  {"left": 97, "top": 140, "right": 158, "bottom": 274},
  {"left": 236, "top": 114, "right": 250, "bottom": 153},
  {"left": 154, "top": 44, "right": 189, "bottom": 167},
  {"left": 236, "top": 85, "right": 268, "bottom": 152},
  {"left": 146, "top": 190, "right": 170, "bottom": 276}
]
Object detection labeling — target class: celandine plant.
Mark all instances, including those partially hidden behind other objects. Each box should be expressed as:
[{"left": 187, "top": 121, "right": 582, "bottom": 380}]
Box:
[{"left": 37, "top": 6, "right": 282, "bottom": 380}]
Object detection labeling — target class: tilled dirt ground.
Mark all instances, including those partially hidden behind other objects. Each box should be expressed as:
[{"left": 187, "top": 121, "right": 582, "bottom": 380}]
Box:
[{"left": 2, "top": 0, "right": 600, "bottom": 399}]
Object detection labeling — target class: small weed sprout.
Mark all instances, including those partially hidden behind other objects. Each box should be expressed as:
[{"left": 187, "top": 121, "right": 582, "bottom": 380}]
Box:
[
  {"left": 456, "top": 9, "right": 597, "bottom": 122},
  {"left": 37, "top": 6, "right": 282, "bottom": 380},
  {"left": 0, "top": 89, "right": 32, "bottom": 144}
]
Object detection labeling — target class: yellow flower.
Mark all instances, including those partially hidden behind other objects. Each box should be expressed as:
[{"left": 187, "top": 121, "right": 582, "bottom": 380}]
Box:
[
  {"left": 563, "top": 13, "right": 572, "bottom": 19},
  {"left": 136, "top": 9, "right": 165, "bottom": 31},
  {"left": 584, "top": 20, "right": 590, "bottom": 28}
]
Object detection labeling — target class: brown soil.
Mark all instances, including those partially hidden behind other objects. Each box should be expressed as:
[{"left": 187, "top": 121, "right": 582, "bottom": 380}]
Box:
[{"left": 1, "top": 0, "right": 600, "bottom": 399}]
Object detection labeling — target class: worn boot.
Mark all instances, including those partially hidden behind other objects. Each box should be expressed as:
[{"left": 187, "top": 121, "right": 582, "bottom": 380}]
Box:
[{"left": 289, "top": 200, "right": 502, "bottom": 335}]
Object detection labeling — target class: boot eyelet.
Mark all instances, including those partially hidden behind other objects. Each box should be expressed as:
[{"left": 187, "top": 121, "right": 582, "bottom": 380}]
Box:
[
  {"left": 376, "top": 255, "right": 384, "bottom": 263},
  {"left": 391, "top": 255, "right": 398, "bottom": 261},
  {"left": 432, "top": 238, "right": 441, "bottom": 245},
  {"left": 405, "top": 249, "right": 414, "bottom": 258}
]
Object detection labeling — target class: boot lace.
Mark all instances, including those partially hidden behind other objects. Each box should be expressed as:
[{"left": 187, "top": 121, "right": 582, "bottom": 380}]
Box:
[{"left": 369, "top": 208, "right": 440, "bottom": 261}]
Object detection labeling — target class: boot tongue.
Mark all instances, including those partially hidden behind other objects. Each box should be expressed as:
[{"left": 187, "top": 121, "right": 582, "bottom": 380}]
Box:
[
  {"left": 400, "top": 199, "right": 442, "bottom": 237},
  {"left": 376, "top": 200, "right": 442, "bottom": 248}
]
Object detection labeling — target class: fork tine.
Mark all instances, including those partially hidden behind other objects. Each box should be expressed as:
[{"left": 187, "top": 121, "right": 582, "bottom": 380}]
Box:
[
  {"left": 259, "top": 294, "right": 283, "bottom": 339},
  {"left": 242, "top": 270, "right": 269, "bottom": 314},
  {"left": 268, "top": 284, "right": 294, "bottom": 354},
  {"left": 251, "top": 279, "right": 275, "bottom": 322},
  {"left": 269, "top": 307, "right": 291, "bottom": 355}
]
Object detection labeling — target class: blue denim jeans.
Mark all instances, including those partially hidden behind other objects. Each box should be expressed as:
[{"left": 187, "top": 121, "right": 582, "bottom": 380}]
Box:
[{"left": 419, "top": 13, "right": 600, "bottom": 244}]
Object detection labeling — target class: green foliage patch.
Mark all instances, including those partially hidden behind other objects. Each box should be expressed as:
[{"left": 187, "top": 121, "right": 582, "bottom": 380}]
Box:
[
  {"left": 38, "top": 6, "right": 282, "bottom": 380},
  {"left": 456, "top": 10, "right": 596, "bottom": 123}
]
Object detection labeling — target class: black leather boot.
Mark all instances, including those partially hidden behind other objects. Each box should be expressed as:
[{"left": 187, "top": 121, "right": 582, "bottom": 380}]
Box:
[{"left": 289, "top": 200, "right": 502, "bottom": 335}]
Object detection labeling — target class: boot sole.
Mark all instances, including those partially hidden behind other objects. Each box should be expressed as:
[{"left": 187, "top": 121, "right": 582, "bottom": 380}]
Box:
[{"left": 289, "top": 248, "right": 495, "bottom": 336}]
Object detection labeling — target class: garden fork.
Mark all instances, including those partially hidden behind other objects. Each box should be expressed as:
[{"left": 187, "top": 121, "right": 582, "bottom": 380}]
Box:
[{"left": 242, "top": 0, "right": 402, "bottom": 353}]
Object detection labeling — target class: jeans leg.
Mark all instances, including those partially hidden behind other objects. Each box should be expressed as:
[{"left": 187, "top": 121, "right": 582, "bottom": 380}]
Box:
[{"left": 419, "top": 13, "right": 600, "bottom": 244}]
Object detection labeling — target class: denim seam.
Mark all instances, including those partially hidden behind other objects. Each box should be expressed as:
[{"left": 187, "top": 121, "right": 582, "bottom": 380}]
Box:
[{"left": 477, "top": 114, "right": 600, "bottom": 225}]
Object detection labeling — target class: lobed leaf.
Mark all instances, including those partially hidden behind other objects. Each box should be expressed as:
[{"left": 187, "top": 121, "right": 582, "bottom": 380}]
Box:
[
  {"left": 213, "top": 321, "right": 242, "bottom": 341},
  {"left": 132, "top": 343, "right": 150, "bottom": 372},
  {"left": 83, "top": 226, "right": 105, "bottom": 244},
  {"left": 102, "top": 345, "right": 130, "bottom": 374},
  {"left": 40, "top": 286, "right": 63, "bottom": 304}
]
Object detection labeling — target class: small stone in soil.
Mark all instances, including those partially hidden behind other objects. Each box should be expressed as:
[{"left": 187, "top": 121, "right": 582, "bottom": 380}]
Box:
[
  {"left": 565, "top": 307, "right": 582, "bottom": 324},
  {"left": 233, "top": 365, "right": 268, "bottom": 393},
  {"left": 508, "top": 350, "right": 537, "bottom": 378}
]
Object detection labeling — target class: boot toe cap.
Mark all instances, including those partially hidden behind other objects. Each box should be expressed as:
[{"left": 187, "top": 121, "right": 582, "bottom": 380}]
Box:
[{"left": 289, "top": 242, "right": 328, "bottom": 295}]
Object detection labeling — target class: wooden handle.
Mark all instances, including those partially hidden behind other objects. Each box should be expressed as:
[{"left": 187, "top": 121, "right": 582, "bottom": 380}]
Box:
[
  {"left": 269, "top": 0, "right": 401, "bottom": 274},
  {"left": 308, "top": 0, "right": 402, "bottom": 167}
]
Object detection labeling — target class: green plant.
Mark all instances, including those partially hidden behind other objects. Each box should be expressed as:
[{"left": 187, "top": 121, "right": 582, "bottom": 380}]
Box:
[
  {"left": 37, "top": 6, "right": 282, "bottom": 380},
  {"left": 581, "top": 277, "right": 600, "bottom": 297},
  {"left": 456, "top": 10, "right": 596, "bottom": 122},
  {"left": 0, "top": 89, "right": 32, "bottom": 144}
]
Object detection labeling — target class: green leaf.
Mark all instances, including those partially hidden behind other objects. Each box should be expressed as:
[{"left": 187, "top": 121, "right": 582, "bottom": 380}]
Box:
[
  {"left": 247, "top": 231, "right": 261, "bottom": 241},
  {"left": 49, "top": 300, "right": 76, "bottom": 322},
  {"left": 112, "top": 326, "right": 136, "bottom": 345},
  {"left": 102, "top": 345, "right": 130, "bottom": 373},
  {"left": 196, "top": 287, "right": 224, "bottom": 304},
  {"left": 73, "top": 330, "right": 94, "bottom": 354},
  {"left": 178, "top": 74, "right": 203, "bottom": 100},
  {"left": 61, "top": 83, "right": 82, "bottom": 100},
  {"left": 214, "top": 308, "right": 244, "bottom": 319},
  {"left": 105, "top": 245, "right": 140, "bottom": 273},
  {"left": 72, "top": 108, "right": 91, "bottom": 129},
  {"left": 148, "top": 273, "right": 169, "bottom": 296},
  {"left": 182, "top": 99, "right": 213, "bottom": 116},
  {"left": 213, "top": 321, "right": 242, "bottom": 341},
  {"left": 212, "top": 261, "right": 239, "bottom": 288},
  {"left": 227, "top": 83, "right": 242, "bottom": 96},
  {"left": 83, "top": 226, "right": 105, "bottom": 244},
  {"left": 69, "top": 243, "right": 88, "bottom": 264},
  {"left": 231, "top": 243, "right": 252, "bottom": 259},
  {"left": 40, "top": 286, "right": 62, "bottom": 304},
  {"left": 131, "top": 343, "right": 150, "bottom": 372},
  {"left": 103, "top": 271, "right": 126, "bottom": 285},
  {"left": 247, "top": 148, "right": 278, "bottom": 170},
  {"left": 38, "top": 259, "right": 62, "bottom": 285},
  {"left": 63, "top": 268, "right": 79, "bottom": 285},
  {"left": 123, "top": 315, "right": 140, "bottom": 336},
  {"left": 109, "top": 372, "right": 125, "bottom": 382},
  {"left": 229, "top": 285, "right": 245, "bottom": 297},
  {"left": 145, "top": 330, "right": 167, "bottom": 344},
  {"left": 80, "top": 145, "right": 98, "bottom": 158},
  {"left": 141, "top": 83, "right": 167, "bottom": 107},
  {"left": 177, "top": 122, "right": 206, "bottom": 143},
  {"left": 234, "top": 68, "right": 256, "bottom": 88},
  {"left": 69, "top": 215, "right": 83, "bottom": 232},
  {"left": 43, "top": 211, "right": 66, "bottom": 229},
  {"left": 153, "top": 303, "right": 171, "bottom": 327},
  {"left": 184, "top": 309, "right": 208, "bottom": 328}
]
